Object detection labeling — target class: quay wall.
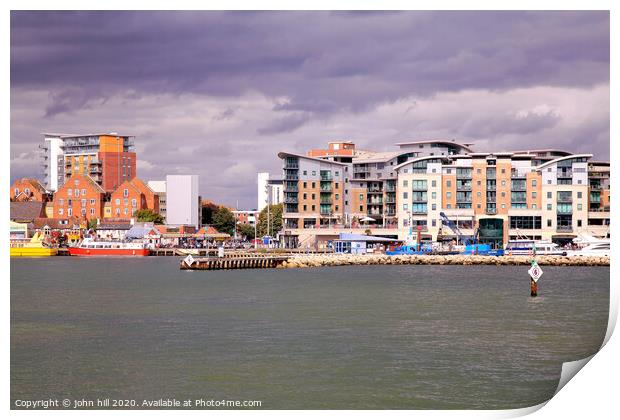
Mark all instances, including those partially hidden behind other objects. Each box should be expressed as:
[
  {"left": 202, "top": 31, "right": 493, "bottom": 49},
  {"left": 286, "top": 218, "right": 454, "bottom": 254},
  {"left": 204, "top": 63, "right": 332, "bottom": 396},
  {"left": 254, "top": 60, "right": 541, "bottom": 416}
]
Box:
[{"left": 280, "top": 254, "right": 609, "bottom": 268}]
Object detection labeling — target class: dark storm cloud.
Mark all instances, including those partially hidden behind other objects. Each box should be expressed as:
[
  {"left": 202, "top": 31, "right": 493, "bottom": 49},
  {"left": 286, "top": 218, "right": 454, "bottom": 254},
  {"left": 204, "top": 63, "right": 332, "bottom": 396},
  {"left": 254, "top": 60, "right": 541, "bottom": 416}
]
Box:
[{"left": 11, "top": 11, "right": 609, "bottom": 122}]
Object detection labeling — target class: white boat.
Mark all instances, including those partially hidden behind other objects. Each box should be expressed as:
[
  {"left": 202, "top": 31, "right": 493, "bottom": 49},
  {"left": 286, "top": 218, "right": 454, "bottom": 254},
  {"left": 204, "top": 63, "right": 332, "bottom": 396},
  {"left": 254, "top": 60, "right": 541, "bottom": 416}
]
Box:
[
  {"left": 69, "top": 237, "right": 150, "bottom": 256},
  {"left": 505, "top": 239, "right": 566, "bottom": 256},
  {"left": 566, "top": 242, "right": 610, "bottom": 257}
]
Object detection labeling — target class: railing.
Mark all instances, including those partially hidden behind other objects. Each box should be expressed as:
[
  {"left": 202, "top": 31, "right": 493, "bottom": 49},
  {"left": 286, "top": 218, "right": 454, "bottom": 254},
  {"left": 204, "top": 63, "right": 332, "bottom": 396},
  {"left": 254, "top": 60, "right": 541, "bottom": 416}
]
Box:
[
  {"left": 456, "top": 185, "right": 472, "bottom": 191},
  {"left": 557, "top": 226, "right": 573, "bottom": 232},
  {"left": 557, "top": 197, "right": 573, "bottom": 203},
  {"left": 367, "top": 188, "right": 383, "bottom": 193},
  {"left": 557, "top": 170, "right": 573, "bottom": 178},
  {"left": 320, "top": 198, "right": 332, "bottom": 204},
  {"left": 368, "top": 199, "right": 383, "bottom": 205},
  {"left": 486, "top": 184, "right": 496, "bottom": 191},
  {"left": 485, "top": 208, "right": 497, "bottom": 215},
  {"left": 320, "top": 185, "right": 332, "bottom": 192},
  {"left": 385, "top": 196, "right": 396, "bottom": 204},
  {"left": 284, "top": 185, "right": 298, "bottom": 192},
  {"left": 284, "top": 197, "right": 298, "bottom": 204},
  {"left": 320, "top": 175, "right": 333, "bottom": 181},
  {"left": 385, "top": 185, "right": 396, "bottom": 192},
  {"left": 285, "top": 174, "right": 299, "bottom": 181},
  {"left": 283, "top": 161, "right": 299, "bottom": 169}
]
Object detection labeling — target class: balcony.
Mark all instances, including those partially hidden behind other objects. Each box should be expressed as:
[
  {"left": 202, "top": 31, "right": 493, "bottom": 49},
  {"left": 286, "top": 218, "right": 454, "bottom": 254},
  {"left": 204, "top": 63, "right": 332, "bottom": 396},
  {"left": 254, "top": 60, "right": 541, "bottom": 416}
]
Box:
[
  {"left": 385, "top": 195, "right": 396, "bottom": 204},
  {"left": 320, "top": 198, "right": 333, "bottom": 205},
  {"left": 385, "top": 183, "right": 396, "bottom": 192},
  {"left": 557, "top": 197, "right": 573, "bottom": 203},
  {"left": 557, "top": 226, "right": 573, "bottom": 232},
  {"left": 456, "top": 185, "right": 472, "bottom": 191},
  {"left": 284, "top": 197, "right": 298, "bottom": 204},
  {"left": 284, "top": 184, "right": 298, "bottom": 192},
  {"left": 367, "top": 187, "right": 383, "bottom": 193},
  {"left": 320, "top": 185, "right": 332, "bottom": 192},
  {"left": 486, "top": 184, "right": 496, "bottom": 191},
  {"left": 285, "top": 173, "right": 299, "bottom": 181},
  {"left": 485, "top": 208, "right": 497, "bottom": 215},
  {"left": 89, "top": 167, "right": 102, "bottom": 174},
  {"left": 368, "top": 199, "right": 383, "bottom": 205},
  {"left": 320, "top": 175, "right": 333, "bottom": 182},
  {"left": 283, "top": 160, "right": 299, "bottom": 169},
  {"left": 557, "top": 170, "right": 573, "bottom": 178},
  {"left": 320, "top": 209, "right": 333, "bottom": 216}
]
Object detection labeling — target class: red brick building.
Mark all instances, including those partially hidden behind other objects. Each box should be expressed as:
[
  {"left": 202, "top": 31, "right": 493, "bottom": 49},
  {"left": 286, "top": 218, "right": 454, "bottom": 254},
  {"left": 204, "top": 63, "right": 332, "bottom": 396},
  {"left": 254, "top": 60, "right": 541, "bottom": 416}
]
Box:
[
  {"left": 10, "top": 178, "right": 49, "bottom": 202},
  {"left": 51, "top": 174, "right": 106, "bottom": 220},
  {"left": 107, "top": 178, "right": 159, "bottom": 218}
]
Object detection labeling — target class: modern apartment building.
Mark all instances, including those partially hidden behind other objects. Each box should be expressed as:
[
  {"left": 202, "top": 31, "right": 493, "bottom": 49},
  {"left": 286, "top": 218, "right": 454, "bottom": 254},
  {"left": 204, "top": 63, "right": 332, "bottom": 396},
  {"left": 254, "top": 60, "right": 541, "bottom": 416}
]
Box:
[
  {"left": 40, "top": 132, "right": 136, "bottom": 192},
  {"left": 147, "top": 180, "right": 167, "bottom": 221},
  {"left": 278, "top": 141, "right": 610, "bottom": 248}
]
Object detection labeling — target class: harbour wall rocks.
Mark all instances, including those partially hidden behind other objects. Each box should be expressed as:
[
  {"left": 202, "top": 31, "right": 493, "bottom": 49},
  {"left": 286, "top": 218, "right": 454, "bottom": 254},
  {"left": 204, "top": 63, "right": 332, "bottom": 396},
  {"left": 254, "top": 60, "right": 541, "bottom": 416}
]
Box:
[{"left": 280, "top": 254, "right": 609, "bottom": 269}]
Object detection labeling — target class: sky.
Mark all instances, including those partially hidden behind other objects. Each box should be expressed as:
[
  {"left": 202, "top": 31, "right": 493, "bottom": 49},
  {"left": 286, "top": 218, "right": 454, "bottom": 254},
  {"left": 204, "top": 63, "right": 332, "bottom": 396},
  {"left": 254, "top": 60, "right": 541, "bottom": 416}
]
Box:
[{"left": 10, "top": 11, "right": 610, "bottom": 209}]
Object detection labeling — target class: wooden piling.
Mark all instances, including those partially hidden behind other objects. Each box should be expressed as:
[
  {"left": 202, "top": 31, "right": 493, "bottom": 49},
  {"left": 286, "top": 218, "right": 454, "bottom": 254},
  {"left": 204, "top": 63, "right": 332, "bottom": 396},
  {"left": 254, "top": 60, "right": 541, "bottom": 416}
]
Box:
[{"left": 530, "top": 278, "right": 538, "bottom": 297}]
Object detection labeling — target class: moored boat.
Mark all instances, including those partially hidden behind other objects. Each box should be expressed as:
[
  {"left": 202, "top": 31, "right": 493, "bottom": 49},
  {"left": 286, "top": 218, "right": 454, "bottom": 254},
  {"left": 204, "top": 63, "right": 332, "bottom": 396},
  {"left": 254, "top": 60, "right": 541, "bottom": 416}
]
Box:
[
  {"left": 504, "top": 239, "right": 565, "bottom": 256},
  {"left": 68, "top": 237, "right": 150, "bottom": 256},
  {"left": 10, "top": 232, "right": 58, "bottom": 257}
]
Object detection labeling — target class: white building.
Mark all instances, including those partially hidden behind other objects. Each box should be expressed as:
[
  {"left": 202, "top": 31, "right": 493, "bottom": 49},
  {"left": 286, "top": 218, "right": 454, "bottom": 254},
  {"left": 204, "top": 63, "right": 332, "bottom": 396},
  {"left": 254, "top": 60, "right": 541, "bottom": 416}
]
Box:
[
  {"left": 147, "top": 180, "right": 167, "bottom": 221},
  {"left": 257, "top": 172, "right": 284, "bottom": 211},
  {"left": 166, "top": 175, "right": 199, "bottom": 228},
  {"left": 39, "top": 133, "right": 67, "bottom": 191}
]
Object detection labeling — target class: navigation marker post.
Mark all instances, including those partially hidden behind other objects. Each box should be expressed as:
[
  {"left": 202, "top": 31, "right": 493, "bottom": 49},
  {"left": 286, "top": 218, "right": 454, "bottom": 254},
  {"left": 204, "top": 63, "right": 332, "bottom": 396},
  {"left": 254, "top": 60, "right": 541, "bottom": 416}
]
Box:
[{"left": 528, "top": 245, "right": 543, "bottom": 296}]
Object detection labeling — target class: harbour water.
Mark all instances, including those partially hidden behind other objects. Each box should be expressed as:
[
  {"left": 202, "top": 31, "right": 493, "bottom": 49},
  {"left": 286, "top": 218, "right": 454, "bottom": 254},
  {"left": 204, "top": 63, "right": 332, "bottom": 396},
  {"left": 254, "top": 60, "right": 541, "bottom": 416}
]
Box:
[{"left": 11, "top": 258, "right": 609, "bottom": 409}]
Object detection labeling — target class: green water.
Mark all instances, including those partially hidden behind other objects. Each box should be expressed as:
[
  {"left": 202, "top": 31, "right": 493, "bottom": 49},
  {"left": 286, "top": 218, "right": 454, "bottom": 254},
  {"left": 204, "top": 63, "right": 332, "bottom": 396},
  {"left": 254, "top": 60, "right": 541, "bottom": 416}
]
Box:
[{"left": 11, "top": 258, "right": 609, "bottom": 409}]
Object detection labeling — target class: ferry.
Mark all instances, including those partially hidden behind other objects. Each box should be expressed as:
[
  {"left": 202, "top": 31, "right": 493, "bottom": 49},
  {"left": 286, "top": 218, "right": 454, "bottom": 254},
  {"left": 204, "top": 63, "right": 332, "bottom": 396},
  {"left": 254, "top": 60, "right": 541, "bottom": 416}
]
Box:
[
  {"left": 10, "top": 232, "right": 58, "bottom": 257},
  {"left": 68, "top": 237, "right": 150, "bottom": 256},
  {"left": 504, "top": 239, "right": 566, "bottom": 256}
]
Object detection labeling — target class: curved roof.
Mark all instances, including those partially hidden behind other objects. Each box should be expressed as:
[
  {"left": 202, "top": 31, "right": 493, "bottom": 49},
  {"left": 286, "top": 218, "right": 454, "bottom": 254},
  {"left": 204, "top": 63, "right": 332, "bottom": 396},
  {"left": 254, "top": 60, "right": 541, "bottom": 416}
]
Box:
[
  {"left": 535, "top": 154, "right": 593, "bottom": 170},
  {"left": 277, "top": 152, "right": 348, "bottom": 166},
  {"left": 393, "top": 155, "right": 452, "bottom": 171},
  {"left": 394, "top": 140, "right": 475, "bottom": 153}
]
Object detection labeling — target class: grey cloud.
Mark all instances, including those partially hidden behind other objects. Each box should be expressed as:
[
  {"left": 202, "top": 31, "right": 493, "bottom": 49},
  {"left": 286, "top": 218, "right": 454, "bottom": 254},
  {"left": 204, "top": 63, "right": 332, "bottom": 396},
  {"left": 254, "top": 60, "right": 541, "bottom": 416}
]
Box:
[
  {"left": 257, "top": 113, "right": 312, "bottom": 135},
  {"left": 461, "top": 110, "right": 561, "bottom": 138}
]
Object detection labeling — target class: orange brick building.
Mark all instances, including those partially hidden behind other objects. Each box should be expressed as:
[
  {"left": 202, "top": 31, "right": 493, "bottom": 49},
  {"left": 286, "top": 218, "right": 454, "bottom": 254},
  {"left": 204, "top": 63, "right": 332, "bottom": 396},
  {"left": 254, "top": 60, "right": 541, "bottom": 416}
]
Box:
[
  {"left": 10, "top": 178, "right": 49, "bottom": 202},
  {"left": 106, "top": 179, "right": 159, "bottom": 219},
  {"left": 51, "top": 174, "right": 106, "bottom": 220}
]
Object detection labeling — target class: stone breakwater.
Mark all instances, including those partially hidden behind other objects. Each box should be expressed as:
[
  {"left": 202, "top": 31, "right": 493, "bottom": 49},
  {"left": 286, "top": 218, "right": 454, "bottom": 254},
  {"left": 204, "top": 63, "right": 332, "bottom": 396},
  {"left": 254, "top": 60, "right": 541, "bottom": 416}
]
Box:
[{"left": 279, "top": 254, "right": 610, "bottom": 268}]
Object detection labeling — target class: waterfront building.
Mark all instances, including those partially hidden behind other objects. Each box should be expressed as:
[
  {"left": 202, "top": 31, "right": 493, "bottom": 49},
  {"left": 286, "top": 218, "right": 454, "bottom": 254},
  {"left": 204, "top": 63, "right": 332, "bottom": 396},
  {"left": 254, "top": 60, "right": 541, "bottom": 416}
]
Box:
[
  {"left": 10, "top": 201, "right": 46, "bottom": 225},
  {"left": 233, "top": 210, "right": 259, "bottom": 226},
  {"left": 40, "top": 132, "right": 136, "bottom": 192},
  {"left": 50, "top": 174, "right": 106, "bottom": 220},
  {"left": 257, "top": 172, "right": 284, "bottom": 211},
  {"left": 147, "top": 180, "right": 167, "bottom": 221},
  {"left": 277, "top": 141, "right": 610, "bottom": 248},
  {"left": 106, "top": 178, "right": 159, "bottom": 219},
  {"left": 95, "top": 219, "right": 133, "bottom": 240},
  {"left": 166, "top": 175, "right": 200, "bottom": 228},
  {"left": 10, "top": 178, "right": 50, "bottom": 202}
]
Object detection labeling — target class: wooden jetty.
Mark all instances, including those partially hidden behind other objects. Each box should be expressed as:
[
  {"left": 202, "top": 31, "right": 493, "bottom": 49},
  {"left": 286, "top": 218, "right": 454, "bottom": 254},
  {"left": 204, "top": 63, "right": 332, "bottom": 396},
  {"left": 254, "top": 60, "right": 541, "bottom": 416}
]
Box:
[{"left": 180, "top": 255, "right": 291, "bottom": 270}]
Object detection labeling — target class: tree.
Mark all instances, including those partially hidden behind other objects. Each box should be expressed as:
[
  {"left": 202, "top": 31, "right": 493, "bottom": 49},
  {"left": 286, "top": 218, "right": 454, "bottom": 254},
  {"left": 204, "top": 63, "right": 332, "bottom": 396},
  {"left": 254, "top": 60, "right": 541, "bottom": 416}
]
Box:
[
  {"left": 212, "top": 206, "right": 236, "bottom": 235},
  {"left": 256, "top": 203, "right": 283, "bottom": 237},
  {"left": 238, "top": 223, "right": 256, "bottom": 241},
  {"left": 87, "top": 219, "right": 98, "bottom": 230},
  {"left": 134, "top": 209, "right": 164, "bottom": 224}
]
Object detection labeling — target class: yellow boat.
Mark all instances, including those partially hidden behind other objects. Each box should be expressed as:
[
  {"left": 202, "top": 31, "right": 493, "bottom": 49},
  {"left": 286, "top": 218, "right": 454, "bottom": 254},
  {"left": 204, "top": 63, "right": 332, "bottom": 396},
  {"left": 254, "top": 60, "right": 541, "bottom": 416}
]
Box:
[{"left": 10, "top": 232, "right": 58, "bottom": 257}]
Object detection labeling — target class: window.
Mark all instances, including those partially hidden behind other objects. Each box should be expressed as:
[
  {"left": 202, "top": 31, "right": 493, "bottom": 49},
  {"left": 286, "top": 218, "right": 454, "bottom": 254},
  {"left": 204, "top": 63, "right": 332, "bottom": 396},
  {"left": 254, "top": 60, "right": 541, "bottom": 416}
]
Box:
[
  {"left": 68, "top": 199, "right": 72, "bottom": 206},
  {"left": 577, "top": 220, "right": 582, "bottom": 227},
  {"left": 501, "top": 180, "right": 506, "bottom": 186},
  {"left": 446, "top": 192, "right": 452, "bottom": 199},
  {"left": 115, "top": 198, "right": 120, "bottom": 205},
  {"left": 403, "top": 180, "right": 408, "bottom": 187},
  {"left": 532, "top": 180, "right": 537, "bottom": 187},
  {"left": 59, "top": 199, "right": 64, "bottom": 205},
  {"left": 303, "top": 182, "right": 307, "bottom": 188},
  {"left": 24, "top": 188, "right": 30, "bottom": 195},
  {"left": 303, "top": 193, "right": 307, "bottom": 199},
  {"left": 577, "top": 192, "right": 582, "bottom": 199},
  {"left": 403, "top": 204, "right": 408, "bottom": 211},
  {"left": 335, "top": 205, "right": 339, "bottom": 211},
  {"left": 124, "top": 208, "right": 128, "bottom": 215},
  {"left": 501, "top": 168, "right": 506, "bottom": 174},
  {"left": 123, "top": 189, "right": 129, "bottom": 197},
  {"left": 532, "top": 192, "right": 537, "bottom": 199},
  {"left": 14, "top": 188, "right": 19, "bottom": 196},
  {"left": 75, "top": 189, "right": 80, "bottom": 197},
  {"left": 132, "top": 199, "right": 137, "bottom": 207},
  {"left": 359, "top": 205, "right": 363, "bottom": 211},
  {"left": 432, "top": 204, "right": 437, "bottom": 211},
  {"left": 547, "top": 204, "right": 552, "bottom": 210},
  {"left": 477, "top": 192, "right": 481, "bottom": 197},
  {"left": 359, "top": 194, "right": 363, "bottom": 201},
  {"left": 115, "top": 208, "right": 120, "bottom": 215},
  {"left": 335, "top": 183, "right": 339, "bottom": 189},
  {"left": 58, "top": 208, "right": 64, "bottom": 215},
  {"left": 303, "top": 171, "right": 307, "bottom": 176},
  {"left": 577, "top": 204, "right": 582, "bottom": 211},
  {"left": 124, "top": 198, "right": 128, "bottom": 205},
  {"left": 477, "top": 168, "right": 481, "bottom": 174},
  {"left": 532, "top": 204, "right": 537, "bottom": 209},
  {"left": 81, "top": 199, "right": 86, "bottom": 207},
  {"left": 68, "top": 208, "right": 72, "bottom": 216},
  {"left": 335, "top": 194, "right": 340, "bottom": 200},
  {"left": 68, "top": 188, "right": 72, "bottom": 196},
  {"left": 312, "top": 182, "right": 316, "bottom": 189},
  {"left": 90, "top": 208, "right": 95, "bottom": 215},
  {"left": 303, "top": 205, "right": 307, "bottom": 211},
  {"left": 311, "top": 194, "right": 315, "bottom": 200},
  {"left": 90, "top": 199, "right": 95, "bottom": 205},
  {"left": 446, "top": 180, "right": 452, "bottom": 187},
  {"left": 547, "top": 192, "right": 552, "bottom": 199},
  {"left": 82, "top": 189, "right": 86, "bottom": 196},
  {"left": 81, "top": 208, "right": 86, "bottom": 215},
  {"left": 312, "top": 171, "right": 316, "bottom": 176},
  {"left": 477, "top": 180, "right": 481, "bottom": 186},
  {"left": 74, "top": 179, "right": 79, "bottom": 186},
  {"left": 431, "top": 180, "right": 436, "bottom": 187},
  {"left": 403, "top": 192, "right": 408, "bottom": 199},
  {"left": 311, "top": 205, "right": 315, "bottom": 211},
  {"left": 335, "top": 171, "right": 339, "bottom": 176},
  {"left": 431, "top": 192, "right": 437, "bottom": 199},
  {"left": 446, "top": 204, "right": 452, "bottom": 209}
]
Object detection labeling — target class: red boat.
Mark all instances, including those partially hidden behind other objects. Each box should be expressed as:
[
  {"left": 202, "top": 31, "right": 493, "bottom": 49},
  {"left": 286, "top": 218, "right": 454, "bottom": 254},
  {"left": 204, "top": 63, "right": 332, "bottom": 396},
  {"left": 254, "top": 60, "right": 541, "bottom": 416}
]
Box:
[{"left": 68, "top": 238, "right": 150, "bottom": 256}]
